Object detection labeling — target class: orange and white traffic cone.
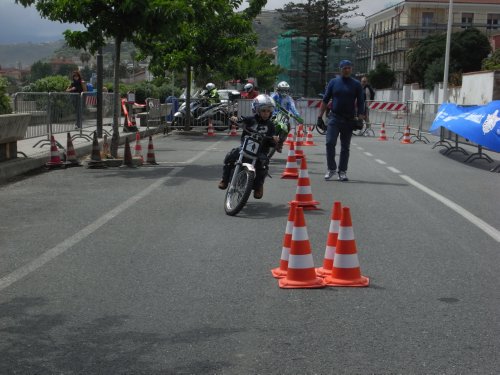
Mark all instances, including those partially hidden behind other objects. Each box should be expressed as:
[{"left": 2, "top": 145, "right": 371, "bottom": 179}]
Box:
[
  {"left": 206, "top": 119, "right": 215, "bottom": 136},
  {"left": 324, "top": 206, "right": 369, "bottom": 287},
  {"left": 65, "top": 132, "right": 80, "bottom": 167},
  {"left": 279, "top": 206, "right": 325, "bottom": 289},
  {"left": 284, "top": 126, "right": 294, "bottom": 145},
  {"left": 294, "top": 139, "right": 304, "bottom": 163},
  {"left": 120, "top": 137, "right": 135, "bottom": 168},
  {"left": 281, "top": 142, "right": 299, "bottom": 179},
  {"left": 316, "top": 201, "right": 342, "bottom": 277},
  {"left": 134, "top": 132, "right": 144, "bottom": 164},
  {"left": 378, "top": 122, "right": 388, "bottom": 141},
  {"left": 304, "top": 125, "right": 316, "bottom": 146},
  {"left": 401, "top": 125, "right": 411, "bottom": 144},
  {"left": 229, "top": 123, "right": 238, "bottom": 136},
  {"left": 289, "top": 156, "right": 319, "bottom": 210},
  {"left": 85, "top": 131, "right": 107, "bottom": 169},
  {"left": 271, "top": 201, "right": 298, "bottom": 279},
  {"left": 145, "top": 135, "right": 158, "bottom": 165},
  {"left": 46, "top": 135, "right": 65, "bottom": 169}
]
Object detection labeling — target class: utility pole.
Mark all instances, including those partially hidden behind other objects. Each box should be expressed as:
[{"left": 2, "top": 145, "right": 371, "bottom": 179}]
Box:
[
  {"left": 442, "top": 0, "right": 453, "bottom": 103},
  {"left": 96, "top": 46, "right": 103, "bottom": 138}
]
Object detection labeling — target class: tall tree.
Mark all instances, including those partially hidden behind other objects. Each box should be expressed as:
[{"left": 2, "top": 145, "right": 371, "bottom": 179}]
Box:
[
  {"left": 16, "top": 0, "right": 187, "bottom": 156},
  {"left": 30, "top": 60, "right": 52, "bottom": 81},
  {"left": 138, "top": 0, "right": 266, "bottom": 130},
  {"left": 406, "top": 28, "right": 491, "bottom": 88}
]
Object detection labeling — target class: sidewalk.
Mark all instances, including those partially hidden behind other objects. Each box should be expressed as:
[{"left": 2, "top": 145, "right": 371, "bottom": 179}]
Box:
[{"left": 0, "top": 125, "right": 162, "bottom": 184}]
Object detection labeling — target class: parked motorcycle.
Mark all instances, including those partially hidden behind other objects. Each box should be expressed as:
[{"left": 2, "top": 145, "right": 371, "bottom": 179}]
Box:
[{"left": 170, "top": 90, "right": 237, "bottom": 131}]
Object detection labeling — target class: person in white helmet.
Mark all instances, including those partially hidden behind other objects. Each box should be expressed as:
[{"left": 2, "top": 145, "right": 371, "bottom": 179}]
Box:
[
  {"left": 203, "top": 82, "right": 220, "bottom": 105},
  {"left": 241, "top": 82, "right": 259, "bottom": 99},
  {"left": 270, "top": 81, "right": 301, "bottom": 119},
  {"left": 218, "top": 94, "right": 288, "bottom": 199}
]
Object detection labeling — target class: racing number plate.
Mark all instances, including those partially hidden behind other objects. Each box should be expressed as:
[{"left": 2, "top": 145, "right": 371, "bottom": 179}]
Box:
[{"left": 242, "top": 137, "right": 260, "bottom": 157}]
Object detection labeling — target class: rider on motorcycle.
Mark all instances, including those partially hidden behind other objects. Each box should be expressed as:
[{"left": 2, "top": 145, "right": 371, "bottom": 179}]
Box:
[
  {"left": 217, "top": 94, "right": 288, "bottom": 199},
  {"left": 241, "top": 83, "right": 259, "bottom": 99},
  {"left": 203, "top": 83, "right": 220, "bottom": 105},
  {"left": 271, "top": 81, "right": 301, "bottom": 119}
]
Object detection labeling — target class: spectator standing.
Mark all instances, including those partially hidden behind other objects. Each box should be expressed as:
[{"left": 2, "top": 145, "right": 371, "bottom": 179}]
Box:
[
  {"left": 317, "top": 60, "right": 365, "bottom": 182},
  {"left": 66, "top": 70, "right": 86, "bottom": 129},
  {"left": 241, "top": 83, "right": 260, "bottom": 99},
  {"left": 359, "top": 76, "right": 375, "bottom": 135}
]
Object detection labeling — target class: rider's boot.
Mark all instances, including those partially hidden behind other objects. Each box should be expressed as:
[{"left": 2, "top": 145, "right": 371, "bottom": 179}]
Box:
[
  {"left": 218, "top": 179, "right": 228, "bottom": 190},
  {"left": 254, "top": 185, "right": 264, "bottom": 199}
]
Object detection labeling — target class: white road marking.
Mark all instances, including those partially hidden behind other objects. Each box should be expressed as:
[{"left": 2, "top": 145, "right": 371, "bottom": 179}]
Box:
[
  {"left": 0, "top": 139, "right": 227, "bottom": 292},
  {"left": 400, "top": 174, "right": 500, "bottom": 243},
  {"left": 375, "top": 159, "right": 387, "bottom": 165},
  {"left": 387, "top": 166, "right": 402, "bottom": 174},
  {"left": 364, "top": 152, "right": 373, "bottom": 157}
]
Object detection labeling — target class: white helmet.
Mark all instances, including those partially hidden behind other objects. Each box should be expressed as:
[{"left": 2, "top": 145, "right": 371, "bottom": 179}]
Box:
[
  {"left": 276, "top": 81, "right": 290, "bottom": 94},
  {"left": 244, "top": 83, "right": 254, "bottom": 92},
  {"left": 206, "top": 82, "right": 216, "bottom": 91},
  {"left": 252, "top": 94, "right": 275, "bottom": 115}
]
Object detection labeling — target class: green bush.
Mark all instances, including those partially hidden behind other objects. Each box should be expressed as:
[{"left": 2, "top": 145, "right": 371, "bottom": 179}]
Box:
[
  {"left": 0, "top": 77, "right": 12, "bottom": 114},
  {"left": 24, "top": 75, "right": 70, "bottom": 93}
]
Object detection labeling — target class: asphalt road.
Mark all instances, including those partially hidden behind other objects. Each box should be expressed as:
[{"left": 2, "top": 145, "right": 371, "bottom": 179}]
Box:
[{"left": 0, "top": 131, "right": 499, "bottom": 374}]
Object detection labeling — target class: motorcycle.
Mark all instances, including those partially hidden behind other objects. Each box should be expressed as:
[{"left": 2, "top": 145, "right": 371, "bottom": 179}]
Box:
[
  {"left": 224, "top": 131, "right": 278, "bottom": 216},
  {"left": 170, "top": 90, "right": 236, "bottom": 131}
]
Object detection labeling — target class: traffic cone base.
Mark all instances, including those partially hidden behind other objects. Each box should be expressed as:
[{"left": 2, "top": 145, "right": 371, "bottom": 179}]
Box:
[
  {"left": 278, "top": 206, "right": 325, "bottom": 289},
  {"left": 304, "top": 126, "right": 316, "bottom": 146},
  {"left": 323, "top": 207, "right": 369, "bottom": 287}
]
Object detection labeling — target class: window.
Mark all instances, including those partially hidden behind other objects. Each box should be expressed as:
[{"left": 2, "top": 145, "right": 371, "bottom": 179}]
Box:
[
  {"left": 422, "top": 12, "right": 434, "bottom": 27},
  {"left": 487, "top": 14, "right": 500, "bottom": 30},
  {"left": 461, "top": 13, "right": 473, "bottom": 29}
]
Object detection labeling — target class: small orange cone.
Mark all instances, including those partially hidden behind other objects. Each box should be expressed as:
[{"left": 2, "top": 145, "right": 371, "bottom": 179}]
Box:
[
  {"left": 85, "top": 131, "right": 107, "bottom": 168},
  {"left": 46, "top": 135, "right": 65, "bottom": 169},
  {"left": 378, "top": 122, "right": 388, "bottom": 141},
  {"left": 134, "top": 132, "right": 144, "bottom": 164},
  {"left": 324, "top": 207, "right": 369, "bottom": 287},
  {"left": 401, "top": 125, "right": 411, "bottom": 144},
  {"left": 229, "top": 123, "right": 238, "bottom": 136},
  {"left": 146, "top": 135, "right": 158, "bottom": 165},
  {"left": 281, "top": 142, "right": 299, "bottom": 179},
  {"left": 206, "top": 119, "right": 215, "bottom": 136},
  {"left": 65, "top": 132, "right": 80, "bottom": 166},
  {"left": 316, "top": 201, "right": 342, "bottom": 277},
  {"left": 121, "top": 137, "right": 135, "bottom": 168},
  {"left": 279, "top": 206, "right": 325, "bottom": 289},
  {"left": 271, "top": 201, "right": 298, "bottom": 279},
  {"left": 289, "top": 156, "right": 319, "bottom": 210},
  {"left": 304, "top": 125, "right": 316, "bottom": 146}
]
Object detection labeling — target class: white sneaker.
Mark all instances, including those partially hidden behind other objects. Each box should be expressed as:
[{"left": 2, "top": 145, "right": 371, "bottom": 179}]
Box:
[
  {"left": 338, "top": 171, "right": 349, "bottom": 181},
  {"left": 324, "top": 170, "right": 337, "bottom": 180}
]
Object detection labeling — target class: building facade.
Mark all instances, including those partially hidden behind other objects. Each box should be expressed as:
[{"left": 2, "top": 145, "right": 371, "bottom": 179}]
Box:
[{"left": 354, "top": 0, "right": 500, "bottom": 88}]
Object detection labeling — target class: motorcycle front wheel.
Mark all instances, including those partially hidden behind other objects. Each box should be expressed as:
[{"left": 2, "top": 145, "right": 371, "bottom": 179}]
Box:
[{"left": 224, "top": 167, "right": 255, "bottom": 216}]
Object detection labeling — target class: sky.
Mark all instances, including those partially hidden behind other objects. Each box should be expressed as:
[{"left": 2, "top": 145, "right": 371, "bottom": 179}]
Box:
[{"left": 0, "top": 0, "right": 392, "bottom": 44}]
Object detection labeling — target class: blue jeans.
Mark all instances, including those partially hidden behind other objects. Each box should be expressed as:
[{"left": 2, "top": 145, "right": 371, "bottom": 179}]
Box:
[{"left": 325, "top": 115, "right": 353, "bottom": 172}]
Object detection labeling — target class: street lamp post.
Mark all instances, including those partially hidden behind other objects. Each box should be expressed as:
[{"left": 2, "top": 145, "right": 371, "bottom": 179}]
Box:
[{"left": 442, "top": 0, "right": 453, "bottom": 103}]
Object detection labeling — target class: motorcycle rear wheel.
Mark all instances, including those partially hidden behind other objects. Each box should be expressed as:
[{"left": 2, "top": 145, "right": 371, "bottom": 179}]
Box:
[{"left": 224, "top": 167, "right": 254, "bottom": 216}]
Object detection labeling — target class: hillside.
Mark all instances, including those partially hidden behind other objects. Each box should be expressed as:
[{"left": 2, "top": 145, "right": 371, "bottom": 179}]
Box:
[
  {"left": 0, "top": 40, "right": 66, "bottom": 68},
  {"left": 0, "top": 10, "right": 284, "bottom": 69}
]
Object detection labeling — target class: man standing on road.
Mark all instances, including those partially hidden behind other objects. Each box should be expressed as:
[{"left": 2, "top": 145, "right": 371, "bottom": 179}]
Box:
[
  {"left": 358, "top": 76, "right": 375, "bottom": 135},
  {"left": 317, "top": 60, "right": 365, "bottom": 181}
]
